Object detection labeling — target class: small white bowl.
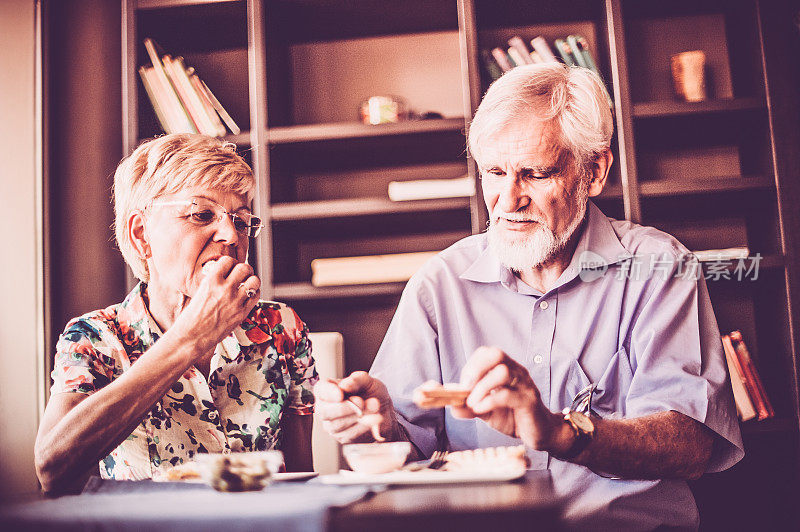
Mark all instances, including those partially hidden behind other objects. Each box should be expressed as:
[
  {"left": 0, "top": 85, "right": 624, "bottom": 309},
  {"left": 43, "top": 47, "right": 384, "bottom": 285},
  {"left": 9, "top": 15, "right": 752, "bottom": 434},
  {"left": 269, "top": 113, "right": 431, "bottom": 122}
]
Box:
[
  {"left": 342, "top": 442, "right": 411, "bottom": 474},
  {"left": 195, "top": 450, "right": 284, "bottom": 492}
]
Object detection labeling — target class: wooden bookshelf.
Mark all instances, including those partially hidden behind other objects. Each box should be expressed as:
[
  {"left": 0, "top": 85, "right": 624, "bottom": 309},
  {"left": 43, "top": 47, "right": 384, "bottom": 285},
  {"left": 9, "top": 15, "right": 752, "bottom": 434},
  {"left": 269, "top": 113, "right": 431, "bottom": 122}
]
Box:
[
  {"left": 122, "top": 0, "right": 800, "bottom": 528},
  {"left": 267, "top": 118, "right": 465, "bottom": 145}
]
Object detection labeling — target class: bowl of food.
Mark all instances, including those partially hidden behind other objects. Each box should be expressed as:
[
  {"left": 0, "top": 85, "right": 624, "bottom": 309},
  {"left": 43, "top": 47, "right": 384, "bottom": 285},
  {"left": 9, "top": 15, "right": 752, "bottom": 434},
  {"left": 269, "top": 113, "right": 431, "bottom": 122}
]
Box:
[
  {"left": 195, "top": 451, "right": 284, "bottom": 492},
  {"left": 342, "top": 442, "right": 411, "bottom": 474}
]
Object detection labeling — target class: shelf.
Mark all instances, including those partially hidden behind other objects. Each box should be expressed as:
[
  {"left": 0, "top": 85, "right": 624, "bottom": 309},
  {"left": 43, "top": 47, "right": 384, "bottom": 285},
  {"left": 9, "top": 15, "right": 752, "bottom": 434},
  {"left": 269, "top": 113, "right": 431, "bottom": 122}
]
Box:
[
  {"left": 267, "top": 118, "right": 465, "bottom": 145},
  {"left": 137, "top": 0, "right": 240, "bottom": 9},
  {"left": 638, "top": 175, "right": 774, "bottom": 197},
  {"left": 700, "top": 254, "right": 785, "bottom": 276},
  {"left": 271, "top": 282, "right": 407, "bottom": 301},
  {"left": 741, "top": 417, "right": 798, "bottom": 435},
  {"left": 270, "top": 196, "right": 471, "bottom": 222},
  {"left": 632, "top": 97, "right": 766, "bottom": 119}
]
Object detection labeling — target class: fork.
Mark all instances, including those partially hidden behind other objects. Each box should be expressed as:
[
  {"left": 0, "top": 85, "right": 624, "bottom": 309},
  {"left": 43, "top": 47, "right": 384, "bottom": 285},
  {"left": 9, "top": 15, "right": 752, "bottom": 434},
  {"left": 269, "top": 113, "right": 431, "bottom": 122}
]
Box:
[{"left": 427, "top": 450, "right": 449, "bottom": 470}]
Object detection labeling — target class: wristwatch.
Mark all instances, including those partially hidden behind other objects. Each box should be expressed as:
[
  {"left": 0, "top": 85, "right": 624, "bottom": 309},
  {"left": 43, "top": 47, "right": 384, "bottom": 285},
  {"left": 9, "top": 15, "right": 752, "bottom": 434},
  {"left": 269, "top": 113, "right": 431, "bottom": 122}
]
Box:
[{"left": 556, "top": 408, "right": 595, "bottom": 460}]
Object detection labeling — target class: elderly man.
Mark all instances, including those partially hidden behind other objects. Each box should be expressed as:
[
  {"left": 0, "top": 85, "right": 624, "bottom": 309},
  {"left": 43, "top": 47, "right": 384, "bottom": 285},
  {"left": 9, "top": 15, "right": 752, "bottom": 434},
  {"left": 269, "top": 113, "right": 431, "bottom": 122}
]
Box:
[{"left": 316, "top": 63, "right": 742, "bottom": 528}]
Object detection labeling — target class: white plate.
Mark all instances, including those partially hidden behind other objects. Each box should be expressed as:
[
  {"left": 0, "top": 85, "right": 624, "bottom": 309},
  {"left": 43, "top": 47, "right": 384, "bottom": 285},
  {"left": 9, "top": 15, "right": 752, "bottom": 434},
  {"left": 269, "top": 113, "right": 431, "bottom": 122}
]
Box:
[
  {"left": 318, "top": 467, "right": 526, "bottom": 486},
  {"left": 273, "top": 471, "right": 318, "bottom": 482}
]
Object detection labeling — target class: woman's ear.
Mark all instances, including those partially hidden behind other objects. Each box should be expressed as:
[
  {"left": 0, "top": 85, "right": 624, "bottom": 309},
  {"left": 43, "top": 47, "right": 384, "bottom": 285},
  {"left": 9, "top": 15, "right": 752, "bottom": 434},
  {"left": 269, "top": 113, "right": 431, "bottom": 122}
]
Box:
[
  {"left": 128, "top": 210, "right": 151, "bottom": 259},
  {"left": 587, "top": 149, "right": 613, "bottom": 198}
]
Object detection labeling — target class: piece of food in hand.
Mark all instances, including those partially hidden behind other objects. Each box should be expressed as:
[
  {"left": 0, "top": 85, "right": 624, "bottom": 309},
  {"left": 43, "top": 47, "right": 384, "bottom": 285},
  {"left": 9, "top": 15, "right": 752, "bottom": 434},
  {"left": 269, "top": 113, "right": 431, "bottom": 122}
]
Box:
[
  {"left": 444, "top": 445, "right": 529, "bottom": 472},
  {"left": 412, "top": 380, "right": 471, "bottom": 408},
  {"left": 201, "top": 259, "right": 218, "bottom": 276}
]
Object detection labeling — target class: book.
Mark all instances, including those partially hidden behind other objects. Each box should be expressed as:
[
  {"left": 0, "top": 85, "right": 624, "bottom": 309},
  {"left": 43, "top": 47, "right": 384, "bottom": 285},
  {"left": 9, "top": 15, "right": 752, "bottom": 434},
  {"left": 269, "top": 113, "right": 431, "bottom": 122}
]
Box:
[
  {"left": 188, "top": 69, "right": 228, "bottom": 137},
  {"left": 310, "top": 251, "right": 438, "bottom": 286},
  {"left": 387, "top": 176, "right": 475, "bottom": 202},
  {"left": 729, "top": 331, "right": 775, "bottom": 420},
  {"left": 569, "top": 35, "right": 600, "bottom": 76},
  {"left": 530, "top": 36, "right": 558, "bottom": 63},
  {"left": 721, "top": 334, "right": 757, "bottom": 421},
  {"left": 198, "top": 78, "right": 241, "bottom": 135},
  {"left": 490, "top": 47, "right": 513, "bottom": 72},
  {"left": 507, "top": 36, "right": 534, "bottom": 65},
  {"left": 162, "top": 55, "right": 203, "bottom": 133},
  {"left": 692, "top": 247, "right": 749, "bottom": 262},
  {"left": 480, "top": 50, "right": 504, "bottom": 81},
  {"left": 553, "top": 39, "right": 578, "bottom": 66},
  {"left": 143, "top": 38, "right": 196, "bottom": 134},
  {"left": 138, "top": 66, "right": 170, "bottom": 133},
  {"left": 507, "top": 47, "right": 527, "bottom": 68}
]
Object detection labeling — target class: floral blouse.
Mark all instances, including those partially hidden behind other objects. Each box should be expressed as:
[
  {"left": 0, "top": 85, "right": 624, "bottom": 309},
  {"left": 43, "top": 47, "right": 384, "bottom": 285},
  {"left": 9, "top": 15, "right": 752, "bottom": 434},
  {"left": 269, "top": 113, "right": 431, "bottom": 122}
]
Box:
[{"left": 51, "top": 283, "right": 318, "bottom": 480}]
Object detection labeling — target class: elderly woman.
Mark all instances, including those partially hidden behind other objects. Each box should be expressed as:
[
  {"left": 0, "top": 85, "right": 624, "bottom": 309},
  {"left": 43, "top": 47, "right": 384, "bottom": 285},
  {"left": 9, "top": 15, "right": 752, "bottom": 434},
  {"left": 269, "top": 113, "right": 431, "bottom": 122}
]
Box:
[{"left": 35, "top": 134, "right": 317, "bottom": 493}]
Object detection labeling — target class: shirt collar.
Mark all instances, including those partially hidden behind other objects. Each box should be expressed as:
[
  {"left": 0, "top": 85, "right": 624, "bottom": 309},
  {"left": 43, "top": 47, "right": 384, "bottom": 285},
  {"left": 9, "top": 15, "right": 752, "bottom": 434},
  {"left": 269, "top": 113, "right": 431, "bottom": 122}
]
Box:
[
  {"left": 460, "top": 201, "right": 632, "bottom": 286},
  {"left": 118, "top": 282, "right": 164, "bottom": 345}
]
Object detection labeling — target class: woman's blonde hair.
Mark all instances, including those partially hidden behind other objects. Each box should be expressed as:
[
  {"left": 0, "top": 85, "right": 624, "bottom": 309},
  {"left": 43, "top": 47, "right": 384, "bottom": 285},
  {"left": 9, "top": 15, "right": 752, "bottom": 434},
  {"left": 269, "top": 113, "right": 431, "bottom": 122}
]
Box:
[
  {"left": 468, "top": 63, "right": 613, "bottom": 174},
  {"left": 113, "top": 134, "right": 255, "bottom": 282}
]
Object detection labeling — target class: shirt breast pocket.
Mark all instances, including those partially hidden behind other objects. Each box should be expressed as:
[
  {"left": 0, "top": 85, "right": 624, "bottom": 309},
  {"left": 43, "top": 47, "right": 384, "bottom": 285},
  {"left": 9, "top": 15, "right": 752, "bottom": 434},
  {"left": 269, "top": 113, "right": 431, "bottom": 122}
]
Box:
[{"left": 564, "top": 347, "right": 634, "bottom": 419}]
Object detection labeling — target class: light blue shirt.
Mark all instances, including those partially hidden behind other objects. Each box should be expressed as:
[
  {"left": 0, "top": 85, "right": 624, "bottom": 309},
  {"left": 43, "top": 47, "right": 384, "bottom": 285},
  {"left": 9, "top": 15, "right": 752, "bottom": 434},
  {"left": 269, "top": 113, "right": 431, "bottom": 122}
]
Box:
[{"left": 370, "top": 201, "right": 744, "bottom": 529}]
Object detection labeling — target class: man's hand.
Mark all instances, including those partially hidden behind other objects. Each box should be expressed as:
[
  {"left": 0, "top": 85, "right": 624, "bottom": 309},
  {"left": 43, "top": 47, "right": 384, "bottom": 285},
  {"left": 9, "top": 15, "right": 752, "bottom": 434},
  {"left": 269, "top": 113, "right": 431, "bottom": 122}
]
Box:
[
  {"left": 314, "top": 371, "right": 401, "bottom": 444},
  {"left": 451, "top": 346, "right": 572, "bottom": 454}
]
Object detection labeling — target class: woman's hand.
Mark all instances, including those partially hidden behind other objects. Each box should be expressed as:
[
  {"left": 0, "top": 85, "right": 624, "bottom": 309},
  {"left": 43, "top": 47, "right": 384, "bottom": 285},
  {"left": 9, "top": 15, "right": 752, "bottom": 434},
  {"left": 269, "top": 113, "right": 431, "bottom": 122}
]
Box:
[
  {"left": 172, "top": 256, "right": 261, "bottom": 354},
  {"left": 451, "top": 346, "right": 565, "bottom": 452}
]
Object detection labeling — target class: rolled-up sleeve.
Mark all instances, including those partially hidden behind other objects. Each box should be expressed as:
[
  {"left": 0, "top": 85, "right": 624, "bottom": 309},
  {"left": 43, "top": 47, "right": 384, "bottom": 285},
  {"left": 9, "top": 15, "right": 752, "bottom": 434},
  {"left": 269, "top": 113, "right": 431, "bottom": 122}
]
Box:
[
  {"left": 370, "top": 273, "right": 445, "bottom": 458},
  {"left": 626, "top": 255, "right": 744, "bottom": 472}
]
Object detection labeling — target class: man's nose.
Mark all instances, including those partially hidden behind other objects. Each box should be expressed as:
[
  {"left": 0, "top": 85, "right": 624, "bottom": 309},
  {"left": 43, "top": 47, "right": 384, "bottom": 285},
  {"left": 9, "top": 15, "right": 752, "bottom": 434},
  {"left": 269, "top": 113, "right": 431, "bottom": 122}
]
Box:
[{"left": 497, "top": 176, "right": 529, "bottom": 213}]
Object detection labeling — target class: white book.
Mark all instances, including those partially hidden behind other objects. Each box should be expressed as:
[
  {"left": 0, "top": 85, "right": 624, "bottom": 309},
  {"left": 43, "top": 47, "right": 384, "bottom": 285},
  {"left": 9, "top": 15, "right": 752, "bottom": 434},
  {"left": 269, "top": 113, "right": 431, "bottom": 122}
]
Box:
[
  {"left": 387, "top": 176, "right": 475, "bottom": 202},
  {"left": 530, "top": 36, "right": 558, "bottom": 63},
  {"left": 311, "top": 251, "right": 438, "bottom": 286},
  {"left": 693, "top": 246, "right": 749, "bottom": 262}
]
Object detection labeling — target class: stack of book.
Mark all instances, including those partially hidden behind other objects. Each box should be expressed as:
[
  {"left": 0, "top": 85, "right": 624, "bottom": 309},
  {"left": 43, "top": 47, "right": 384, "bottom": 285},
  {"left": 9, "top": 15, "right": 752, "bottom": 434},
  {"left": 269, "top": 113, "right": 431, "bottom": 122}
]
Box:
[
  {"left": 722, "top": 331, "right": 775, "bottom": 422},
  {"left": 310, "top": 251, "right": 438, "bottom": 287},
  {"left": 387, "top": 175, "right": 475, "bottom": 202},
  {"left": 139, "top": 38, "right": 240, "bottom": 137},
  {"left": 482, "top": 34, "right": 601, "bottom": 81}
]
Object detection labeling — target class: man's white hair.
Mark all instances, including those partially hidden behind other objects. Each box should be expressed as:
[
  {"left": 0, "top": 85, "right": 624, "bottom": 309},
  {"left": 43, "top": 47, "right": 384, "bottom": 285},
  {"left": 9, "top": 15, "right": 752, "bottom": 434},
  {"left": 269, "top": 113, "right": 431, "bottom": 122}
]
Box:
[{"left": 468, "top": 63, "right": 613, "bottom": 173}]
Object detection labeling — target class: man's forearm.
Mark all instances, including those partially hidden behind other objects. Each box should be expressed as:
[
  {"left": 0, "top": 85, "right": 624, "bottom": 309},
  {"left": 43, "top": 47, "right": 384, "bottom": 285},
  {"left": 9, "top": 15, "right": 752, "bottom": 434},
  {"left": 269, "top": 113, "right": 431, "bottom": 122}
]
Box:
[{"left": 565, "top": 411, "right": 714, "bottom": 480}]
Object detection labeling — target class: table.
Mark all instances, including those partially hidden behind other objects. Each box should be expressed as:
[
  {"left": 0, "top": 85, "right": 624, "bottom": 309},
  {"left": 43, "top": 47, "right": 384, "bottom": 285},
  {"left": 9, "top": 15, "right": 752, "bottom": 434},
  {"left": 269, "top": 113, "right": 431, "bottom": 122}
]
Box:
[
  {"left": 331, "top": 470, "right": 560, "bottom": 531},
  {"left": 0, "top": 471, "right": 561, "bottom": 532}
]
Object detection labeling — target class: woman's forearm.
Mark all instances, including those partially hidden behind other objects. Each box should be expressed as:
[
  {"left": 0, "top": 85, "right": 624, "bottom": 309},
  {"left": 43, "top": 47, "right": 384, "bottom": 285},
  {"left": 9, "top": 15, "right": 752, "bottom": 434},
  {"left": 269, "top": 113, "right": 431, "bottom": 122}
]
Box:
[{"left": 35, "top": 329, "right": 202, "bottom": 492}]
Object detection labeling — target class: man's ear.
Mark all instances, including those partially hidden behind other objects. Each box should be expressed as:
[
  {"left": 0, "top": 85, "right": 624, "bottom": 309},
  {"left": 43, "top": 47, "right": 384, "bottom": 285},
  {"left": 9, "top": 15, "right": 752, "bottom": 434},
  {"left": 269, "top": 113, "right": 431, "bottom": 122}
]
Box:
[
  {"left": 586, "top": 148, "right": 613, "bottom": 198},
  {"left": 128, "top": 210, "right": 150, "bottom": 259}
]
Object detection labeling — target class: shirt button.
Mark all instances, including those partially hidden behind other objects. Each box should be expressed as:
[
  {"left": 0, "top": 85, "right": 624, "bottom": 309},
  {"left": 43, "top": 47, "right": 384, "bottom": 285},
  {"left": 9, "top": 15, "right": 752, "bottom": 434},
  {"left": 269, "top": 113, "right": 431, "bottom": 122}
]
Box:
[
  {"left": 539, "top": 300, "right": 549, "bottom": 310},
  {"left": 534, "top": 355, "right": 544, "bottom": 364}
]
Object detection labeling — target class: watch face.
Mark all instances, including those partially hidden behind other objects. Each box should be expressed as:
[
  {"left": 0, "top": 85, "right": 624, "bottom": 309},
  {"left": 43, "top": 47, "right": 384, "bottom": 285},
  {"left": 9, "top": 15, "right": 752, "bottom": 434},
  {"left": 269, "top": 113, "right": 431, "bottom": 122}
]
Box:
[{"left": 569, "top": 411, "right": 594, "bottom": 432}]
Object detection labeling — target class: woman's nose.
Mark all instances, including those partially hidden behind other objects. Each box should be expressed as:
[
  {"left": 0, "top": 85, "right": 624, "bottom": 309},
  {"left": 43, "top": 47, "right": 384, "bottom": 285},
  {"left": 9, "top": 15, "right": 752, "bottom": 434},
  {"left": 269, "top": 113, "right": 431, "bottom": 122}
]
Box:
[{"left": 213, "top": 213, "right": 241, "bottom": 245}]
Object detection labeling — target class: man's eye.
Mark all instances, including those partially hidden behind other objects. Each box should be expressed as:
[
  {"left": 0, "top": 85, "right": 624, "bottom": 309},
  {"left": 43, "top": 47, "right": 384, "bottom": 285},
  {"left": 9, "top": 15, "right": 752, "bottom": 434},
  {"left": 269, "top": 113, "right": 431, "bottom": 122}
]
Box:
[
  {"left": 523, "top": 170, "right": 552, "bottom": 180},
  {"left": 190, "top": 209, "right": 216, "bottom": 223}
]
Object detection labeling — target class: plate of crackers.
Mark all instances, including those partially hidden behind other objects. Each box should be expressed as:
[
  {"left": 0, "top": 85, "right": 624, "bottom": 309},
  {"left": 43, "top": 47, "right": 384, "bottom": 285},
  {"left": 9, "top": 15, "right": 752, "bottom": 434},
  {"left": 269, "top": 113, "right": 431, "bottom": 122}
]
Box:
[{"left": 319, "top": 446, "right": 529, "bottom": 486}]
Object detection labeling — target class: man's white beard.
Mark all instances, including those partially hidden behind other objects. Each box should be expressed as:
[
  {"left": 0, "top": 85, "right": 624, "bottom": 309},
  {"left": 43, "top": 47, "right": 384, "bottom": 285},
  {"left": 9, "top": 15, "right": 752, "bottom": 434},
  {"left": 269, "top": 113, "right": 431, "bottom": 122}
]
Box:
[{"left": 487, "top": 191, "right": 588, "bottom": 272}]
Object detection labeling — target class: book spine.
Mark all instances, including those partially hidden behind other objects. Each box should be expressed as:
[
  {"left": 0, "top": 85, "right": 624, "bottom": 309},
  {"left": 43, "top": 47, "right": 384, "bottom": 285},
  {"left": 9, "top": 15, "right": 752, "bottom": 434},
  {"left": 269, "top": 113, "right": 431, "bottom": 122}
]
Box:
[
  {"left": 722, "top": 334, "right": 764, "bottom": 419},
  {"left": 143, "top": 38, "right": 196, "bottom": 134},
  {"left": 530, "top": 36, "right": 558, "bottom": 63},
  {"left": 490, "top": 47, "right": 513, "bottom": 72},
  {"left": 199, "top": 79, "right": 241, "bottom": 135},
  {"left": 189, "top": 70, "right": 227, "bottom": 137},
  {"left": 507, "top": 36, "right": 534, "bottom": 65},
  {"left": 507, "top": 47, "right": 526, "bottom": 68},
  {"left": 480, "top": 50, "right": 504, "bottom": 81},
  {"left": 139, "top": 66, "right": 171, "bottom": 134},
  {"left": 553, "top": 39, "right": 577, "bottom": 66},
  {"left": 573, "top": 34, "right": 600, "bottom": 76},
  {"left": 162, "top": 55, "right": 204, "bottom": 134},
  {"left": 566, "top": 35, "right": 588, "bottom": 69},
  {"left": 730, "top": 331, "right": 775, "bottom": 419},
  {"left": 172, "top": 56, "right": 220, "bottom": 136},
  {"left": 721, "top": 334, "right": 757, "bottom": 421}
]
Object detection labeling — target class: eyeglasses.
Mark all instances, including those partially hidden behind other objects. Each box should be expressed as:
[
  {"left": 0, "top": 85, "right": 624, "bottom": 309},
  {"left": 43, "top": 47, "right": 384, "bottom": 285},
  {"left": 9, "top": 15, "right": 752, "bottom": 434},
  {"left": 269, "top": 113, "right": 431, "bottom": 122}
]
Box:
[{"left": 149, "top": 197, "right": 263, "bottom": 238}]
